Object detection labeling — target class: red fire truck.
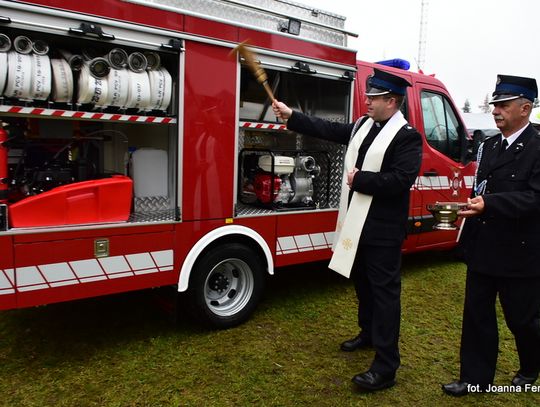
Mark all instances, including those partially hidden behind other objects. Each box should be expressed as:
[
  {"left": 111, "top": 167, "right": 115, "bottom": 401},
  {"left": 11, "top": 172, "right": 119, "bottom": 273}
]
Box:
[{"left": 0, "top": 0, "right": 476, "bottom": 328}]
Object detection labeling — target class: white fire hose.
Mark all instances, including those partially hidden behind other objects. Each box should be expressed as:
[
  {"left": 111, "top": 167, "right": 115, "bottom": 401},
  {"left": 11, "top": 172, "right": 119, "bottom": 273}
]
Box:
[{"left": 50, "top": 58, "right": 73, "bottom": 102}]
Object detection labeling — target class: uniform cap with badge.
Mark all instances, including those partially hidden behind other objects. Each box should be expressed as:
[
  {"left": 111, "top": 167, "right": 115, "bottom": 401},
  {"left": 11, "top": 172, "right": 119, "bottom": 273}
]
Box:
[
  {"left": 489, "top": 74, "right": 538, "bottom": 104},
  {"left": 365, "top": 68, "right": 411, "bottom": 96}
]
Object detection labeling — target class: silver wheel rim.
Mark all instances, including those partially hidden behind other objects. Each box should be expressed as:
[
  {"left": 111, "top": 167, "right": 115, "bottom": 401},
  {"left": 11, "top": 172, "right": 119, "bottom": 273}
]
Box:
[{"left": 204, "top": 258, "right": 254, "bottom": 317}]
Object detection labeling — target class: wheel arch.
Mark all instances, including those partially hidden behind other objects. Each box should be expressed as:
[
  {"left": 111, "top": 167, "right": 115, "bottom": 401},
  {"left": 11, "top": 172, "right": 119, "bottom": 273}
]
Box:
[{"left": 177, "top": 225, "right": 274, "bottom": 292}]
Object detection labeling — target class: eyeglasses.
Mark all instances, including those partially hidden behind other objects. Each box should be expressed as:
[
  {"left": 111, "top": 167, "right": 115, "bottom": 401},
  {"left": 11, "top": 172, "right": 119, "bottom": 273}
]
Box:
[{"left": 366, "top": 95, "right": 394, "bottom": 102}]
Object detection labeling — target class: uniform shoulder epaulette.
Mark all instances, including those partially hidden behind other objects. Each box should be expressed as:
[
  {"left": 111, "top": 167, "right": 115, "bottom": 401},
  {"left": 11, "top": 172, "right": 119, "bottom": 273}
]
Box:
[{"left": 485, "top": 135, "right": 499, "bottom": 146}]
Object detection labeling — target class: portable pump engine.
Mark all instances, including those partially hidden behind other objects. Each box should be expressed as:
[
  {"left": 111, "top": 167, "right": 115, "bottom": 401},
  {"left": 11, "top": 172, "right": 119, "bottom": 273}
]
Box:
[{"left": 242, "top": 153, "right": 320, "bottom": 208}]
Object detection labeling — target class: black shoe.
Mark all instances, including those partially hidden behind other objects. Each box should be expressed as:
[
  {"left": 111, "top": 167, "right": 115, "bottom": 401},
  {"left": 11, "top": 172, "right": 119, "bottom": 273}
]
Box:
[
  {"left": 442, "top": 381, "right": 469, "bottom": 397},
  {"left": 340, "top": 334, "right": 371, "bottom": 352},
  {"left": 512, "top": 372, "right": 538, "bottom": 387},
  {"left": 351, "top": 370, "right": 395, "bottom": 391}
]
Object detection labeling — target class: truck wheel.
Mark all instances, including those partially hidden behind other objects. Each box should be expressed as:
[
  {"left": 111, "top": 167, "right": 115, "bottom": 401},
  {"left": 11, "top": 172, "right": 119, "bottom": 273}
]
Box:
[{"left": 188, "top": 243, "right": 266, "bottom": 328}]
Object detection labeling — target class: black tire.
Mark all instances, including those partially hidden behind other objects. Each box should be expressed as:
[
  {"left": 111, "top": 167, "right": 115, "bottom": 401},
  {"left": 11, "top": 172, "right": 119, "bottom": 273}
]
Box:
[{"left": 187, "top": 242, "right": 266, "bottom": 328}]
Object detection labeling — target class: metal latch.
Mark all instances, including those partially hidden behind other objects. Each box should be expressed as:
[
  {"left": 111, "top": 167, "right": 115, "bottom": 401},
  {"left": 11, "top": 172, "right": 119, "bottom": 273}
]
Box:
[
  {"left": 69, "top": 22, "right": 115, "bottom": 40},
  {"left": 291, "top": 61, "right": 316, "bottom": 74},
  {"left": 342, "top": 71, "right": 355, "bottom": 81},
  {"left": 161, "top": 38, "right": 184, "bottom": 52},
  {"left": 94, "top": 239, "right": 109, "bottom": 258}
]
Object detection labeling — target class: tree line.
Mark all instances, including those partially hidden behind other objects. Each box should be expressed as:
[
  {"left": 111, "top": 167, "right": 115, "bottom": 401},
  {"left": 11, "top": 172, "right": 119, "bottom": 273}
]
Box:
[{"left": 462, "top": 95, "right": 540, "bottom": 113}]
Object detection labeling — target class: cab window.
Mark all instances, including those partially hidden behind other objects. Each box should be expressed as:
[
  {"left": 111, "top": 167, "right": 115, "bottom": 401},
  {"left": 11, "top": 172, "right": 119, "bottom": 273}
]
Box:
[{"left": 421, "top": 91, "right": 466, "bottom": 162}]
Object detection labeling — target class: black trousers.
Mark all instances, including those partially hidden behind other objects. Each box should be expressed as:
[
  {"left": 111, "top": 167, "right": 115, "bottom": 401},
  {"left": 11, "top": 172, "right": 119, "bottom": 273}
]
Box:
[
  {"left": 460, "top": 270, "right": 540, "bottom": 386},
  {"left": 351, "top": 243, "right": 402, "bottom": 376}
]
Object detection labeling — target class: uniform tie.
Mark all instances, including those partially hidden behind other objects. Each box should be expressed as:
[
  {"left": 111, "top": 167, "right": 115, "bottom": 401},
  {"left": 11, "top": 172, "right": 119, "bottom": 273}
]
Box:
[{"left": 499, "top": 138, "right": 508, "bottom": 156}]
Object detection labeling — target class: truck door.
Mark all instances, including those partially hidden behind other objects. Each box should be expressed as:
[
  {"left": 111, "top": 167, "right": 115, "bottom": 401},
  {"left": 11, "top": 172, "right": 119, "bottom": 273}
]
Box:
[{"left": 415, "top": 85, "right": 474, "bottom": 249}]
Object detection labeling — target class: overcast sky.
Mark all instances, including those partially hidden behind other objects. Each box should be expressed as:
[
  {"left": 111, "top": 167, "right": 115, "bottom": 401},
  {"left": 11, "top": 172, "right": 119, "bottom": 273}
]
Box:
[{"left": 305, "top": 0, "right": 540, "bottom": 113}]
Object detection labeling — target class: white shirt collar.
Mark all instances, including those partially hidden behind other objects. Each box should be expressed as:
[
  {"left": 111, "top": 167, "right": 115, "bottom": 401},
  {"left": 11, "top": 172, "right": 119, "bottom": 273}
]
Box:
[{"left": 501, "top": 123, "right": 529, "bottom": 147}]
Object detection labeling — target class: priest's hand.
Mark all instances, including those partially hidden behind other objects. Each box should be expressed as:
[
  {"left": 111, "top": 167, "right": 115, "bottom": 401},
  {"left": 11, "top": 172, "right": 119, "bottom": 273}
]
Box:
[{"left": 347, "top": 168, "right": 359, "bottom": 188}]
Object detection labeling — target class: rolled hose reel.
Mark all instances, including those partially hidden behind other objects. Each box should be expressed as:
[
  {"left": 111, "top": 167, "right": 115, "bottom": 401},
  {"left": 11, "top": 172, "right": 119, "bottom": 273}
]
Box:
[{"left": 0, "top": 39, "right": 172, "bottom": 111}]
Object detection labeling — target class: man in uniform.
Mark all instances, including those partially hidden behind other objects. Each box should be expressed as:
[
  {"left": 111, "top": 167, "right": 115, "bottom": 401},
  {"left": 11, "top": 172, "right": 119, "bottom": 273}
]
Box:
[
  {"left": 443, "top": 74, "right": 540, "bottom": 396},
  {"left": 272, "top": 68, "right": 422, "bottom": 391}
]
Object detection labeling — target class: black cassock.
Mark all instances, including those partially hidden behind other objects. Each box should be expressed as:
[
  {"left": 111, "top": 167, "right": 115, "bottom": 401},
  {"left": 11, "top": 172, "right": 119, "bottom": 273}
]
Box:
[{"left": 287, "top": 111, "right": 422, "bottom": 376}]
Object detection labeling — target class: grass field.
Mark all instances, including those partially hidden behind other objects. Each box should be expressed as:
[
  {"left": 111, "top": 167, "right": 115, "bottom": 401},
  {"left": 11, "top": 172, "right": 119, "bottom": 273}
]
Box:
[{"left": 1, "top": 250, "right": 539, "bottom": 406}]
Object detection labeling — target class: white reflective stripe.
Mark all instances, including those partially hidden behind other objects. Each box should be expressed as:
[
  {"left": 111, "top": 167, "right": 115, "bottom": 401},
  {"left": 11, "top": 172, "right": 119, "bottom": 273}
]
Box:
[
  {"left": 80, "top": 276, "right": 108, "bottom": 283},
  {"left": 125, "top": 253, "right": 156, "bottom": 271},
  {"left": 309, "top": 233, "right": 329, "bottom": 250},
  {"left": 50, "top": 280, "right": 78, "bottom": 288},
  {"left": 324, "top": 232, "right": 335, "bottom": 246},
  {"left": 0, "top": 270, "right": 14, "bottom": 290},
  {"left": 277, "top": 236, "right": 296, "bottom": 251},
  {"left": 277, "top": 232, "right": 333, "bottom": 255},
  {"left": 16, "top": 266, "right": 46, "bottom": 287},
  {"left": 6, "top": 250, "right": 174, "bottom": 293},
  {"left": 70, "top": 259, "right": 105, "bottom": 279},
  {"left": 294, "top": 234, "right": 314, "bottom": 252},
  {"left": 107, "top": 272, "right": 134, "bottom": 279},
  {"left": 4, "top": 269, "right": 15, "bottom": 285},
  {"left": 39, "top": 262, "right": 77, "bottom": 282},
  {"left": 18, "top": 284, "right": 49, "bottom": 292},
  {"left": 134, "top": 268, "right": 159, "bottom": 275},
  {"left": 151, "top": 250, "right": 174, "bottom": 268},
  {"left": 438, "top": 176, "right": 450, "bottom": 188},
  {"left": 415, "top": 176, "right": 451, "bottom": 190},
  {"left": 98, "top": 256, "right": 132, "bottom": 275},
  {"left": 463, "top": 176, "right": 475, "bottom": 188}
]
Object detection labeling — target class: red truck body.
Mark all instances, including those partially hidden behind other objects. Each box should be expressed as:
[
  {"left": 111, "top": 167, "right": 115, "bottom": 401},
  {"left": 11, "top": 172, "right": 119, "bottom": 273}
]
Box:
[{"left": 0, "top": 0, "right": 475, "bottom": 326}]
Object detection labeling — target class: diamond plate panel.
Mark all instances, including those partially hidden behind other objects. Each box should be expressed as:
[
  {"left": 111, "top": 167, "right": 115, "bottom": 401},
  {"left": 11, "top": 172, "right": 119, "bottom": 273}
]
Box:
[
  {"left": 236, "top": 203, "right": 274, "bottom": 216},
  {"left": 128, "top": 209, "right": 176, "bottom": 222},
  {"left": 134, "top": 196, "right": 171, "bottom": 212},
  {"left": 310, "top": 142, "right": 344, "bottom": 209},
  {"left": 138, "top": 0, "right": 347, "bottom": 45}
]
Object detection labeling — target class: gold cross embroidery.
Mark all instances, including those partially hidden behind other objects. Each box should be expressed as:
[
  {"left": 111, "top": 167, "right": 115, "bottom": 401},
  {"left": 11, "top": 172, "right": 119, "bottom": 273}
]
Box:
[{"left": 342, "top": 238, "right": 353, "bottom": 251}]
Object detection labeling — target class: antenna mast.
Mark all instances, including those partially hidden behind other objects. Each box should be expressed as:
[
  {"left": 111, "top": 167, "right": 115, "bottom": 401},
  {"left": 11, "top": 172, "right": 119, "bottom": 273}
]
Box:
[{"left": 417, "top": 0, "right": 429, "bottom": 70}]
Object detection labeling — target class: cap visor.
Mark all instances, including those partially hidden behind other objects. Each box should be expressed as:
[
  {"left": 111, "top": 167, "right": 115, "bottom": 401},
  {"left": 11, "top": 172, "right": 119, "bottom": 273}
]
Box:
[
  {"left": 489, "top": 94, "right": 520, "bottom": 104},
  {"left": 365, "top": 86, "right": 390, "bottom": 96}
]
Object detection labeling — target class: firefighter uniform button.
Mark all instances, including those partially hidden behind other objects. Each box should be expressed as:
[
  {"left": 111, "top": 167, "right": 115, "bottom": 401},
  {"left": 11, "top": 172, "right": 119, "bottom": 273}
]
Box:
[
  {"left": 488, "top": 175, "right": 492, "bottom": 178},
  {"left": 511, "top": 174, "right": 515, "bottom": 178},
  {"left": 482, "top": 221, "right": 486, "bottom": 225}
]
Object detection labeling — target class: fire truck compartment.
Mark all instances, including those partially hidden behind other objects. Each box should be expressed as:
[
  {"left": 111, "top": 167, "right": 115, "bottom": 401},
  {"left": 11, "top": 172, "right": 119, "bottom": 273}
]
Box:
[
  {"left": 0, "top": 13, "right": 181, "bottom": 229},
  {"left": 3, "top": 117, "right": 178, "bottom": 227},
  {"left": 236, "top": 63, "right": 351, "bottom": 215}
]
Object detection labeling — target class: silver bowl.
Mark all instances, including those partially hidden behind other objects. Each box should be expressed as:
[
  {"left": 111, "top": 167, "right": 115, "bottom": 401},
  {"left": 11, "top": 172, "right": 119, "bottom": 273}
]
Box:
[{"left": 426, "top": 202, "right": 468, "bottom": 230}]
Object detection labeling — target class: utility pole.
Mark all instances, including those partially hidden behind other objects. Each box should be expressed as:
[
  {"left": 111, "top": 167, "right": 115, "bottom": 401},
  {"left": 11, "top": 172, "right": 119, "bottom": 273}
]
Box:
[{"left": 417, "top": 0, "right": 429, "bottom": 71}]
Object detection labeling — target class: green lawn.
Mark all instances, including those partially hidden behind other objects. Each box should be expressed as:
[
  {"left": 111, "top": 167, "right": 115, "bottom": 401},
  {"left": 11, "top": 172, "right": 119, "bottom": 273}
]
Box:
[{"left": 0, "top": 251, "right": 539, "bottom": 406}]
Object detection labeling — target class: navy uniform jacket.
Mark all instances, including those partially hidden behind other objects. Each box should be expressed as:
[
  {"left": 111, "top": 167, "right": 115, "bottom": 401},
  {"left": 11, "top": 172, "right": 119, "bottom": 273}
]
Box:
[
  {"left": 287, "top": 111, "right": 422, "bottom": 246},
  {"left": 460, "top": 124, "right": 540, "bottom": 277}
]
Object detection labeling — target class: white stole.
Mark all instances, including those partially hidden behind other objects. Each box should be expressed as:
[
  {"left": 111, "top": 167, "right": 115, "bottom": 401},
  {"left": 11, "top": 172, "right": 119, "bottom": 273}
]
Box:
[{"left": 329, "top": 110, "right": 407, "bottom": 278}]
